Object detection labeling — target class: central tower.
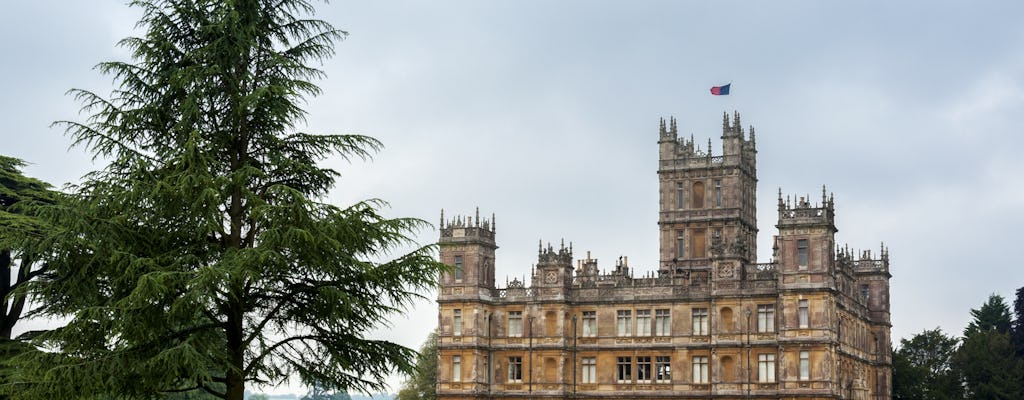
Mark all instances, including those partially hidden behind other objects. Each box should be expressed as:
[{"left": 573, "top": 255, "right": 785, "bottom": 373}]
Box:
[{"left": 657, "top": 112, "right": 758, "bottom": 273}]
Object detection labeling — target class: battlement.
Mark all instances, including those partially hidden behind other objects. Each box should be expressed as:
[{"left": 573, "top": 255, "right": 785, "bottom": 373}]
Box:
[
  {"left": 658, "top": 111, "right": 756, "bottom": 172},
  {"left": 439, "top": 208, "right": 495, "bottom": 242},
  {"left": 777, "top": 186, "right": 836, "bottom": 228},
  {"left": 536, "top": 239, "right": 573, "bottom": 267},
  {"left": 837, "top": 244, "right": 890, "bottom": 275}
]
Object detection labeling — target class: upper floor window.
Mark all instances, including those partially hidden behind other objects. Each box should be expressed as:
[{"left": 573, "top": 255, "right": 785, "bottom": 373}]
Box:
[
  {"left": 692, "top": 181, "right": 705, "bottom": 209},
  {"left": 582, "top": 311, "right": 597, "bottom": 337},
  {"left": 637, "top": 356, "right": 652, "bottom": 383},
  {"left": 797, "top": 239, "right": 808, "bottom": 268},
  {"left": 617, "top": 310, "right": 632, "bottom": 336},
  {"left": 757, "top": 304, "right": 775, "bottom": 333},
  {"left": 798, "top": 300, "right": 809, "bottom": 329},
  {"left": 508, "top": 311, "right": 523, "bottom": 337},
  {"left": 758, "top": 353, "right": 776, "bottom": 383},
  {"left": 453, "top": 309, "right": 463, "bottom": 336},
  {"left": 637, "top": 310, "right": 652, "bottom": 336},
  {"left": 508, "top": 356, "right": 523, "bottom": 382},
  {"left": 454, "top": 255, "right": 464, "bottom": 281},
  {"left": 676, "top": 230, "right": 685, "bottom": 259},
  {"left": 617, "top": 356, "right": 632, "bottom": 383},
  {"left": 655, "top": 309, "right": 671, "bottom": 336},
  {"left": 692, "top": 356, "right": 709, "bottom": 384},
  {"left": 655, "top": 356, "right": 672, "bottom": 383},
  {"left": 582, "top": 357, "right": 597, "bottom": 383},
  {"left": 692, "top": 308, "right": 709, "bottom": 335},
  {"left": 714, "top": 179, "right": 722, "bottom": 207}
]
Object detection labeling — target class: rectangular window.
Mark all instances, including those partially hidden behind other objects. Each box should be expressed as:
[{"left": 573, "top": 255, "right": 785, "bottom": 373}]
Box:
[
  {"left": 676, "top": 230, "right": 685, "bottom": 259},
  {"left": 677, "top": 182, "right": 684, "bottom": 209},
  {"left": 799, "top": 351, "right": 810, "bottom": 380},
  {"left": 692, "top": 308, "right": 708, "bottom": 335},
  {"left": 692, "top": 356, "right": 708, "bottom": 384},
  {"left": 508, "top": 311, "right": 523, "bottom": 337},
  {"left": 582, "top": 311, "right": 597, "bottom": 337},
  {"left": 617, "top": 310, "right": 632, "bottom": 337},
  {"left": 637, "top": 356, "right": 652, "bottom": 383},
  {"left": 582, "top": 357, "right": 597, "bottom": 384},
  {"left": 797, "top": 239, "right": 808, "bottom": 268},
  {"left": 655, "top": 309, "right": 671, "bottom": 336},
  {"left": 454, "top": 255, "right": 464, "bottom": 281},
  {"left": 453, "top": 355, "right": 462, "bottom": 382},
  {"left": 798, "top": 300, "right": 809, "bottom": 329},
  {"left": 453, "top": 309, "right": 463, "bottom": 336},
  {"left": 508, "top": 356, "right": 523, "bottom": 382},
  {"left": 714, "top": 179, "right": 722, "bottom": 207},
  {"left": 637, "top": 310, "right": 652, "bottom": 336},
  {"left": 655, "top": 356, "right": 672, "bottom": 383},
  {"left": 757, "top": 304, "right": 775, "bottom": 333},
  {"left": 861, "top": 284, "right": 871, "bottom": 301},
  {"left": 758, "top": 354, "right": 776, "bottom": 383},
  {"left": 617, "top": 357, "right": 632, "bottom": 383}
]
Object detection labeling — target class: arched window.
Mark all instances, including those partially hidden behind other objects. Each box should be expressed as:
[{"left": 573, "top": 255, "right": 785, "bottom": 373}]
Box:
[{"left": 692, "top": 181, "right": 705, "bottom": 208}]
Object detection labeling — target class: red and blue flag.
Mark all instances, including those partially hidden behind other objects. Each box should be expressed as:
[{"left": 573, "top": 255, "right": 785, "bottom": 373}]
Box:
[{"left": 710, "top": 83, "right": 731, "bottom": 96}]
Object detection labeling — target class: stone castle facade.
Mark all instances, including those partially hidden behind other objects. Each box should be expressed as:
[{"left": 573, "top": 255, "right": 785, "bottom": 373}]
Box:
[{"left": 436, "top": 112, "right": 892, "bottom": 399}]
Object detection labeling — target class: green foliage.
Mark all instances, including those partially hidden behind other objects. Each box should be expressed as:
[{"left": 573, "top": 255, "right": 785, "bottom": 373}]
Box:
[
  {"left": 952, "top": 329, "right": 1024, "bottom": 400},
  {"left": 891, "top": 328, "right": 962, "bottom": 400},
  {"left": 1012, "top": 286, "right": 1024, "bottom": 356},
  {"left": 396, "top": 330, "right": 437, "bottom": 400},
  {"left": 0, "top": 155, "right": 56, "bottom": 341},
  {"left": 964, "top": 293, "right": 1012, "bottom": 337},
  {"left": 4, "top": 1, "right": 444, "bottom": 400}
]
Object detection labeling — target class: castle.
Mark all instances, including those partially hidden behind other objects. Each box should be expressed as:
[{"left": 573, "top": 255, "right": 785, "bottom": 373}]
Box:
[{"left": 435, "top": 112, "right": 892, "bottom": 400}]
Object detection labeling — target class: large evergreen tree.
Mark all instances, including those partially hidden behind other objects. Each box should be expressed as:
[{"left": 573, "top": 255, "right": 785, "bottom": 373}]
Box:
[
  {"left": 6, "top": 1, "right": 443, "bottom": 399},
  {"left": 953, "top": 294, "right": 1024, "bottom": 399},
  {"left": 963, "top": 293, "right": 1012, "bottom": 337},
  {"left": 1012, "top": 286, "right": 1024, "bottom": 356}
]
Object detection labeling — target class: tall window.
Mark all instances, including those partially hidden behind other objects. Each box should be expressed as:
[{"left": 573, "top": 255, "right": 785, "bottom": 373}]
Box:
[
  {"left": 714, "top": 179, "right": 722, "bottom": 207},
  {"left": 452, "top": 355, "right": 462, "bottom": 382},
  {"left": 676, "top": 182, "right": 684, "bottom": 209},
  {"left": 582, "top": 357, "right": 597, "bottom": 383},
  {"left": 508, "top": 311, "right": 523, "bottom": 337},
  {"left": 692, "top": 308, "right": 709, "bottom": 335},
  {"left": 617, "top": 310, "right": 632, "bottom": 336},
  {"left": 798, "top": 300, "right": 809, "bottom": 329},
  {"left": 508, "top": 356, "right": 523, "bottom": 382},
  {"left": 637, "top": 310, "right": 652, "bottom": 336},
  {"left": 676, "top": 230, "right": 685, "bottom": 259},
  {"left": 453, "top": 309, "right": 463, "bottom": 336},
  {"left": 617, "top": 357, "right": 632, "bottom": 383},
  {"left": 655, "top": 309, "right": 671, "bottom": 336},
  {"left": 799, "top": 351, "right": 810, "bottom": 380},
  {"left": 582, "top": 311, "right": 597, "bottom": 337},
  {"left": 692, "top": 356, "right": 709, "bottom": 384},
  {"left": 758, "top": 354, "right": 776, "bottom": 383},
  {"left": 637, "top": 356, "right": 652, "bottom": 383},
  {"left": 757, "top": 304, "right": 775, "bottom": 333},
  {"left": 692, "top": 181, "right": 705, "bottom": 208},
  {"left": 797, "top": 239, "right": 808, "bottom": 268},
  {"left": 655, "top": 356, "right": 672, "bottom": 383},
  {"left": 861, "top": 284, "right": 871, "bottom": 301},
  {"left": 454, "top": 255, "right": 464, "bottom": 281}
]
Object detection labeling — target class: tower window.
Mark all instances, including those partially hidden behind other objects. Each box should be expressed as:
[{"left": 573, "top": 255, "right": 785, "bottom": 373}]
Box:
[
  {"left": 798, "top": 300, "right": 809, "bottom": 329},
  {"left": 617, "top": 310, "right": 632, "bottom": 336},
  {"left": 676, "top": 182, "right": 684, "bottom": 209},
  {"left": 637, "top": 310, "right": 652, "bottom": 336},
  {"left": 799, "top": 351, "right": 810, "bottom": 380},
  {"left": 655, "top": 356, "right": 672, "bottom": 383},
  {"left": 453, "top": 355, "right": 462, "bottom": 382},
  {"left": 676, "top": 230, "right": 684, "bottom": 259},
  {"left": 453, "top": 309, "right": 463, "bottom": 336},
  {"left": 714, "top": 179, "right": 722, "bottom": 207},
  {"left": 582, "top": 357, "right": 597, "bottom": 383},
  {"left": 508, "top": 356, "right": 523, "bottom": 382},
  {"left": 691, "top": 308, "right": 708, "bottom": 335},
  {"left": 692, "top": 181, "right": 705, "bottom": 208},
  {"left": 454, "top": 255, "right": 464, "bottom": 281},
  {"left": 797, "top": 239, "right": 808, "bottom": 268},
  {"left": 655, "top": 309, "right": 671, "bottom": 336},
  {"left": 637, "top": 356, "right": 652, "bottom": 383}
]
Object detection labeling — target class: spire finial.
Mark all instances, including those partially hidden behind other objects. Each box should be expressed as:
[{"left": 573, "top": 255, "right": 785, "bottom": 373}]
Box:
[
  {"left": 492, "top": 213, "right": 496, "bottom": 233},
  {"left": 538, "top": 239, "right": 542, "bottom": 254},
  {"left": 440, "top": 208, "right": 445, "bottom": 229},
  {"left": 723, "top": 111, "right": 729, "bottom": 130},
  {"left": 475, "top": 207, "right": 480, "bottom": 227}
]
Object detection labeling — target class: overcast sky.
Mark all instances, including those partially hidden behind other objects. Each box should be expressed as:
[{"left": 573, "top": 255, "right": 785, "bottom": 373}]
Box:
[{"left": 3, "top": 0, "right": 1024, "bottom": 395}]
